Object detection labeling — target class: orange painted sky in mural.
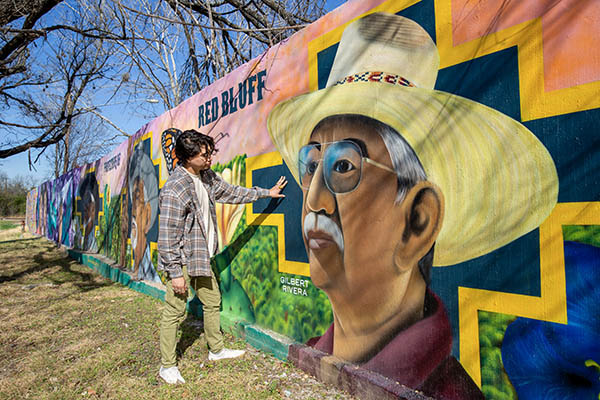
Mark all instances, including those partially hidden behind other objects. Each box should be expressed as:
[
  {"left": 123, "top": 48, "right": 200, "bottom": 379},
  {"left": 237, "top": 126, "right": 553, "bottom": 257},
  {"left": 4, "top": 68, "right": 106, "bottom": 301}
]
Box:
[{"left": 451, "top": 0, "right": 600, "bottom": 91}]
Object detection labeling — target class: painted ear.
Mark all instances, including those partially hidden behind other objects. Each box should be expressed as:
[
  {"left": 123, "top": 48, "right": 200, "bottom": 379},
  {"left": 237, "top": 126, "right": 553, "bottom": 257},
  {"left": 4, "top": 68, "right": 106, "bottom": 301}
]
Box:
[{"left": 394, "top": 181, "right": 444, "bottom": 272}]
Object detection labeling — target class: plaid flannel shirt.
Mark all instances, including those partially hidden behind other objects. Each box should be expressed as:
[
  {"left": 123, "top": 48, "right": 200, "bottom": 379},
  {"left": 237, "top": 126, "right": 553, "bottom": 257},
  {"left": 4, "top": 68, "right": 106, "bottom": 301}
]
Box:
[{"left": 158, "top": 165, "right": 269, "bottom": 279}]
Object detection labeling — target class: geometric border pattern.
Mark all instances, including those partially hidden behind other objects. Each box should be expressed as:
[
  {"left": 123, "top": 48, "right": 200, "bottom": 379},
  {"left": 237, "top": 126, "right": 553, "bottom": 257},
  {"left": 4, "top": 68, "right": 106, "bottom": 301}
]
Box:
[
  {"left": 459, "top": 202, "right": 600, "bottom": 386},
  {"left": 435, "top": 1, "right": 600, "bottom": 121},
  {"left": 245, "top": 151, "right": 310, "bottom": 277}
]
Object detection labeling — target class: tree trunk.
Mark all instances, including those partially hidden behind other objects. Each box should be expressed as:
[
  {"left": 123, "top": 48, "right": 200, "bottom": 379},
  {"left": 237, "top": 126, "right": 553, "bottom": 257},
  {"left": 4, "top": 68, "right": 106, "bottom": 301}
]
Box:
[{"left": 62, "top": 124, "right": 71, "bottom": 175}]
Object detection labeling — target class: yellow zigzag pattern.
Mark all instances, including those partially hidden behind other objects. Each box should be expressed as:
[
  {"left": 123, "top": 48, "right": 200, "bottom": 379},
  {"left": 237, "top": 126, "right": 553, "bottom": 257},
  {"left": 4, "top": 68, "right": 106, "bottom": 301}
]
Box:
[
  {"left": 245, "top": 152, "right": 310, "bottom": 277},
  {"left": 460, "top": 202, "right": 600, "bottom": 386},
  {"left": 309, "top": 0, "right": 600, "bottom": 119},
  {"left": 433, "top": 0, "right": 600, "bottom": 386},
  {"left": 435, "top": 1, "right": 600, "bottom": 121}
]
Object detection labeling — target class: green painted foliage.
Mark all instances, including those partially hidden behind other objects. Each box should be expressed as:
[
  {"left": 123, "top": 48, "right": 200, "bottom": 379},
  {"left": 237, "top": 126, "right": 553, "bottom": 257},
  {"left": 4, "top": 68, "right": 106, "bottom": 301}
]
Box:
[
  {"left": 562, "top": 225, "right": 600, "bottom": 247},
  {"left": 478, "top": 311, "right": 517, "bottom": 400},
  {"left": 96, "top": 189, "right": 122, "bottom": 262},
  {"left": 212, "top": 154, "right": 246, "bottom": 175},
  {"left": 224, "top": 211, "right": 333, "bottom": 343}
]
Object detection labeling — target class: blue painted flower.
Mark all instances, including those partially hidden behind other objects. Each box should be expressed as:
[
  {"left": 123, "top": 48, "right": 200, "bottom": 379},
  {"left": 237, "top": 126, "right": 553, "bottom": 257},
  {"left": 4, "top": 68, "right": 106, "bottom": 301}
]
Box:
[{"left": 501, "top": 241, "right": 600, "bottom": 399}]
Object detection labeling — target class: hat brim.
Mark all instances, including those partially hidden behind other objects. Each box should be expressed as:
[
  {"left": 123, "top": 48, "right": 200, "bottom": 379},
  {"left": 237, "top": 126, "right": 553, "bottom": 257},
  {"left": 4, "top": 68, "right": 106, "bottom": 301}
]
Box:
[{"left": 267, "top": 83, "right": 558, "bottom": 266}]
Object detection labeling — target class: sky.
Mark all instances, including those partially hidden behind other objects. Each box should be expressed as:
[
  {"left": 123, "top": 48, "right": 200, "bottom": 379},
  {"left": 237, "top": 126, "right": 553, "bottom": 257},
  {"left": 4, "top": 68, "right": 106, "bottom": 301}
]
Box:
[{"left": 0, "top": 0, "right": 348, "bottom": 185}]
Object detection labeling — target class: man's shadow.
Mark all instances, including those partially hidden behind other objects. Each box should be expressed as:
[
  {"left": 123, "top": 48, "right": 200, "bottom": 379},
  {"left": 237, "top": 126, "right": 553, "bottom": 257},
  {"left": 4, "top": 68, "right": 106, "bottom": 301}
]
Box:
[
  {"left": 175, "top": 197, "right": 282, "bottom": 360},
  {"left": 177, "top": 314, "right": 206, "bottom": 359}
]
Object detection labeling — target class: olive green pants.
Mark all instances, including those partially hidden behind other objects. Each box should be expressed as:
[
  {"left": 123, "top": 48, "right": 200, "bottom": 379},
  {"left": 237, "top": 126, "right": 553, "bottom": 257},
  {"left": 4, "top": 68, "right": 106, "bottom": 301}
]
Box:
[{"left": 159, "top": 267, "right": 223, "bottom": 368}]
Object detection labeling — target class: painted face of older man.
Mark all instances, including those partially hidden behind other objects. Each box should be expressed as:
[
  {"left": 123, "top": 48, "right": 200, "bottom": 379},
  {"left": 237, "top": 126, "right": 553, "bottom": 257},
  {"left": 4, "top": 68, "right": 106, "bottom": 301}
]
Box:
[
  {"left": 300, "top": 116, "right": 443, "bottom": 362},
  {"left": 131, "top": 177, "right": 151, "bottom": 276}
]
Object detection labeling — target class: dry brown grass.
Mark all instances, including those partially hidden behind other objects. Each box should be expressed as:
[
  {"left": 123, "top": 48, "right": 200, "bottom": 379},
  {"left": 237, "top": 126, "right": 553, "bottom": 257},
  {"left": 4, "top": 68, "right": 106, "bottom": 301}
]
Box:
[
  {"left": 0, "top": 237, "right": 354, "bottom": 400},
  {"left": 0, "top": 226, "right": 33, "bottom": 241}
]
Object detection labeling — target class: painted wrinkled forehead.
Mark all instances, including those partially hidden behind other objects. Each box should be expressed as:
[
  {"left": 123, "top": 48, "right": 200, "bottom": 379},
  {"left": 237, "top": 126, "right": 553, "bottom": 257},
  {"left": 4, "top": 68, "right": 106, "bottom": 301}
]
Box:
[
  {"left": 307, "top": 115, "right": 386, "bottom": 158},
  {"left": 310, "top": 115, "right": 368, "bottom": 139}
]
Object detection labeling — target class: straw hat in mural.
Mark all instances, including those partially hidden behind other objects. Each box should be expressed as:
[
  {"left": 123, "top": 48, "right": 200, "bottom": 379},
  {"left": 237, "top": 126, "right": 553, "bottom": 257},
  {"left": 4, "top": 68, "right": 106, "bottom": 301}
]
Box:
[{"left": 268, "top": 12, "right": 558, "bottom": 266}]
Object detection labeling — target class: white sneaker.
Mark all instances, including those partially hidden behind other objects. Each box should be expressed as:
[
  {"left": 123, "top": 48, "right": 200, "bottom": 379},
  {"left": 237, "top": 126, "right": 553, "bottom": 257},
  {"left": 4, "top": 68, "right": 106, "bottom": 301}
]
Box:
[
  {"left": 208, "top": 348, "right": 246, "bottom": 361},
  {"left": 159, "top": 366, "right": 186, "bottom": 384}
]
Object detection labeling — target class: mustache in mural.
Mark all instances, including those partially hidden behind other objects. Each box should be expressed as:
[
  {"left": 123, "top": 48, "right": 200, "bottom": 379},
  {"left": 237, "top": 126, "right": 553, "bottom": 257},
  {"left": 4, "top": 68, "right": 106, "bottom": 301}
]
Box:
[{"left": 303, "top": 212, "right": 344, "bottom": 252}]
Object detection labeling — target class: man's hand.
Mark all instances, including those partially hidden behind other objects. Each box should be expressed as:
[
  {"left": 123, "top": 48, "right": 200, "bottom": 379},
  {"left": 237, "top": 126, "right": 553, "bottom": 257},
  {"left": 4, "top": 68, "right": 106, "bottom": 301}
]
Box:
[
  {"left": 268, "top": 176, "right": 288, "bottom": 198},
  {"left": 172, "top": 276, "right": 187, "bottom": 295}
]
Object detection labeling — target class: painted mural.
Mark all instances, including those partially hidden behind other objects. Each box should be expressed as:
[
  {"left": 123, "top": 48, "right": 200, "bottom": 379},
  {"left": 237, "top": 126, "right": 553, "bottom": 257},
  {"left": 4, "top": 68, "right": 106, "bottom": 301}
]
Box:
[
  {"left": 26, "top": 0, "right": 600, "bottom": 399},
  {"left": 96, "top": 141, "right": 127, "bottom": 268},
  {"left": 25, "top": 188, "right": 37, "bottom": 233}
]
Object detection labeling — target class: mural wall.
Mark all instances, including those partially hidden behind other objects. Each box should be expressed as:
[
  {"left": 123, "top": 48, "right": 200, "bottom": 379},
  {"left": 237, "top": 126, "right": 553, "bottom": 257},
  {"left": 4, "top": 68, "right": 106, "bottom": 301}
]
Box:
[{"left": 27, "top": 0, "right": 600, "bottom": 399}]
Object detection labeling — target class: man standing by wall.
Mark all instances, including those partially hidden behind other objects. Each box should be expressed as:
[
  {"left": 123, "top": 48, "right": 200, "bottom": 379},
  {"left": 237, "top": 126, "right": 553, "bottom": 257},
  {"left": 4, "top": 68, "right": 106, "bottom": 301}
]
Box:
[{"left": 157, "top": 129, "right": 287, "bottom": 384}]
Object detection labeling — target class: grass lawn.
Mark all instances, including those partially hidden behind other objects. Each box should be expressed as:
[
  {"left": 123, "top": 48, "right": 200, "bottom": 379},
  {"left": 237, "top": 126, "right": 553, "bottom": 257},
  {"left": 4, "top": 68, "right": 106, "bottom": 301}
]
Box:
[
  {"left": 0, "top": 237, "right": 353, "bottom": 400},
  {"left": 0, "top": 220, "right": 17, "bottom": 230}
]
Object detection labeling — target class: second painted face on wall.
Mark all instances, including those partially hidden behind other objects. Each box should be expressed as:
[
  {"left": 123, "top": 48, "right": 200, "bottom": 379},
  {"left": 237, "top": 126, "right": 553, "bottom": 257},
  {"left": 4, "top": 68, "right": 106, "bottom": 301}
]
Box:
[{"left": 131, "top": 177, "right": 151, "bottom": 268}]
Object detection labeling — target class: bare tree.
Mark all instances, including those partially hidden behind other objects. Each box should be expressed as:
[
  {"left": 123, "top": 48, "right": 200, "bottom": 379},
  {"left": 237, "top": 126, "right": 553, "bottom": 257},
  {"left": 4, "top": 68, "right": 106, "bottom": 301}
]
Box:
[
  {"left": 0, "top": 0, "right": 328, "bottom": 165},
  {"left": 45, "top": 113, "right": 123, "bottom": 179},
  {"left": 102, "top": 0, "right": 326, "bottom": 113},
  {"left": 0, "top": 0, "right": 63, "bottom": 78},
  {"left": 0, "top": 0, "right": 129, "bottom": 163}
]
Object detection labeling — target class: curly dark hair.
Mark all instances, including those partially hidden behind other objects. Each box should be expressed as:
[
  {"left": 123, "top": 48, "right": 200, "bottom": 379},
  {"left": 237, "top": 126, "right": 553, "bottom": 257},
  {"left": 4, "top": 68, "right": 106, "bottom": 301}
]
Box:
[{"left": 175, "top": 129, "right": 215, "bottom": 166}]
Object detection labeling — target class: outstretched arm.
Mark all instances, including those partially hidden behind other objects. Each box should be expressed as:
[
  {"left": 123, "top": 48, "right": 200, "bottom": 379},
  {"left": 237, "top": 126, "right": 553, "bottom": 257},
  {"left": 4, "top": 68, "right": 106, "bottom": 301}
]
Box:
[{"left": 210, "top": 170, "right": 287, "bottom": 203}]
